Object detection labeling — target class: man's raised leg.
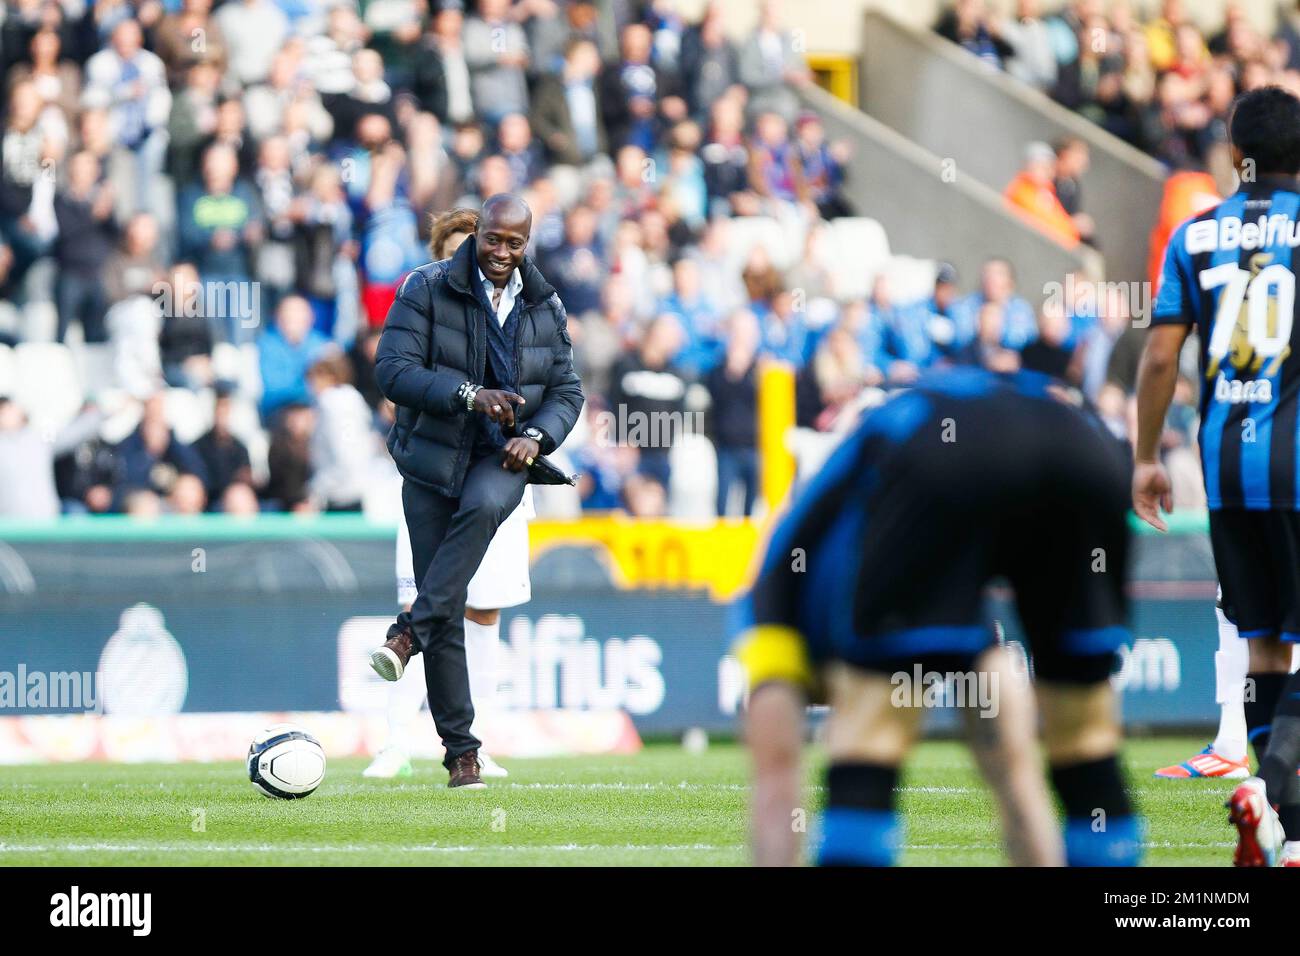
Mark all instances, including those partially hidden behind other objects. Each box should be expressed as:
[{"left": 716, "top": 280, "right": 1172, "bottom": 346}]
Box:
[
  {"left": 402, "top": 455, "right": 527, "bottom": 649},
  {"left": 401, "top": 456, "right": 526, "bottom": 769}
]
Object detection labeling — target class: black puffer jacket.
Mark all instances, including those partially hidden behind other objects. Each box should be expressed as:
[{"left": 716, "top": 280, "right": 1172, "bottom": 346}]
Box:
[{"left": 375, "top": 237, "right": 584, "bottom": 496}]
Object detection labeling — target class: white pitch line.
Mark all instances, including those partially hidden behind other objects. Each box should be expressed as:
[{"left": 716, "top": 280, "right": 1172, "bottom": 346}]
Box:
[
  {"left": 498, "top": 782, "right": 749, "bottom": 791},
  {"left": 325, "top": 781, "right": 755, "bottom": 794},
  {"left": 0, "top": 842, "right": 740, "bottom": 854},
  {"left": 0, "top": 840, "right": 1236, "bottom": 855},
  {"left": 904, "top": 841, "right": 1236, "bottom": 851},
  {"left": 346, "top": 783, "right": 967, "bottom": 791}
]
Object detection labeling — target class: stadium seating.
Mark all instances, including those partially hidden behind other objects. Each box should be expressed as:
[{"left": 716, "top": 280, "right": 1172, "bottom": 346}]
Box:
[
  {"left": 884, "top": 256, "right": 939, "bottom": 305},
  {"left": 727, "top": 215, "right": 804, "bottom": 272},
  {"left": 0, "top": 343, "right": 14, "bottom": 400},
  {"left": 12, "top": 343, "right": 83, "bottom": 435},
  {"left": 816, "top": 217, "right": 891, "bottom": 301},
  {"left": 163, "top": 388, "right": 214, "bottom": 446}
]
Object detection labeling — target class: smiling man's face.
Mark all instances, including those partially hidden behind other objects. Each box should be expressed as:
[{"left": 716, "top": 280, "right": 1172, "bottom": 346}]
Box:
[{"left": 476, "top": 195, "right": 531, "bottom": 287}]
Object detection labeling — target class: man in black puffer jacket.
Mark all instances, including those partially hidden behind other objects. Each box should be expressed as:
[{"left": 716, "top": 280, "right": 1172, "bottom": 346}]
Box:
[{"left": 370, "top": 194, "right": 583, "bottom": 788}]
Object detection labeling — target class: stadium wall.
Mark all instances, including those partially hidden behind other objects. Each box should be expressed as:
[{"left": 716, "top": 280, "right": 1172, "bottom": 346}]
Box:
[
  {"left": 797, "top": 84, "right": 1099, "bottom": 302},
  {"left": 0, "top": 514, "right": 1229, "bottom": 760},
  {"left": 857, "top": 10, "right": 1167, "bottom": 289}
]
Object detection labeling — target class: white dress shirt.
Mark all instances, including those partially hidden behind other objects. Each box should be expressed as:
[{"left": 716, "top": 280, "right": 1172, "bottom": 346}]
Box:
[{"left": 477, "top": 266, "right": 523, "bottom": 326}]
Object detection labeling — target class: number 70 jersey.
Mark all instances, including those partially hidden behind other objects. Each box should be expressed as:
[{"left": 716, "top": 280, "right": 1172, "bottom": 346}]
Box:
[{"left": 1152, "top": 179, "right": 1300, "bottom": 510}]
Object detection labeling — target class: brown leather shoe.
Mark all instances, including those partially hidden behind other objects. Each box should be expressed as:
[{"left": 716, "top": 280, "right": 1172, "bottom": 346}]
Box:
[
  {"left": 447, "top": 750, "right": 486, "bottom": 789},
  {"left": 370, "top": 626, "right": 414, "bottom": 681}
]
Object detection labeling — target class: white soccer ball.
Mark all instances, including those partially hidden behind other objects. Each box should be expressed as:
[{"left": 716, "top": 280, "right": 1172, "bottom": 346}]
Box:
[{"left": 247, "top": 723, "right": 326, "bottom": 799}]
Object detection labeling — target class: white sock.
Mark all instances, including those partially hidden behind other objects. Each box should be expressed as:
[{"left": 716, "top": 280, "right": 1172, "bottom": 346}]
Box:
[
  {"left": 1212, "top": 603, "right": 1249, "bottom": 763},
  {"left": 383, "top": 651, "right": 428, "bottom": 755},
  {"left": 464, "top": 616, "right": 500, "bottom": 745}
]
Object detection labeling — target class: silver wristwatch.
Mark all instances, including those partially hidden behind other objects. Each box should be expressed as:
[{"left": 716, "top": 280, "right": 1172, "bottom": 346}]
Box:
[
  {"left": 459, "top": 382, "right": 481, "bottom": 411},
  {"left": 522, "top": 426, "right": 544, "bottom": 445}
]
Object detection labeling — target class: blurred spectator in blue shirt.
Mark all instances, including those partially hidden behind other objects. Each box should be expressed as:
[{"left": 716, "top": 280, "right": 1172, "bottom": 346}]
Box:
[
  {"left": 838, "top": 299, "right": 888, "bottom": 374},
  {"left": 758, "top": 289, "right": 810, "bottom": 368},
  {"left": 868, "top": 271, "right": 953, "bottom": 383},
  {"left": 1056, "top": 269, "right": 1101, "bottom": 348},
  {"left": 657, "top": 120, "right": 709, "bottom": 228},
  {"left": 660, "top": 256, "right": 725, "bottom": 378},
  {"left": 348, "top": 118, "right": 424, "bottom": 328},
  {"left": 543, "top": 203, "right": 606, "bottom": 318},
  {"left": 259, "top": 294, "right": 331, "bottom": 420},
  {"left": 950, "top": 257, "right": 1037, "bottom": 351},
  {"left": 918, "top": 261, "right": 963, "bottom": 356}
]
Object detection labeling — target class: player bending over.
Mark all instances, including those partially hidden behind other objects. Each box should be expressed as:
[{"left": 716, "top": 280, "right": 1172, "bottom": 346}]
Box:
[
  {"left": 1135, "top": 86, "right": 1300, "bottom": 866},
  {"left": 737, "top": 367, "right": 1141, "bottom": 866}
]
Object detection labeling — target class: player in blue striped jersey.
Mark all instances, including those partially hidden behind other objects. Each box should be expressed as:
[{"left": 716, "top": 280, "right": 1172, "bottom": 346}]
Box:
[
  {"left": 736, "top": 367, "right": 1139, "bottom": 866},
  {"left": 1136, "top": 86, "right": 1300, "bottom": 866}
]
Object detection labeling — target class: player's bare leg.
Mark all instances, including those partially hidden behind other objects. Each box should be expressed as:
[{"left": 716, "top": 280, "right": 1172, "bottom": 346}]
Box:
[
  {"left": 745, "top": 681, "right": 807, "bottom": 867},
  {"left": 959, "top": 646, "right": 1062, "bottom": 866},
  {"left": 1038, "top": 681, "right": 1142, "bottom": 865},
  {"left": 819, "top": 662, "right": 924, "bottom": 866},
  {"left": 824, "top": 663, "right": 923, "bottom": 763},
  {"left": 1038, "top": 682, "right": 1120, "bottom": 764}
]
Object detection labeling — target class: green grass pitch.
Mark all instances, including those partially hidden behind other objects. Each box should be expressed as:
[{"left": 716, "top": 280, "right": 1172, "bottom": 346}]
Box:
[{"left": 0, "top": 736, "right": 1241, "bottom": 866}]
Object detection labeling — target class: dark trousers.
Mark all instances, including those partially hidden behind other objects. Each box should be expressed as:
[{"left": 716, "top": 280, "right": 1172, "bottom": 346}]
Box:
[
  {"left": 716, "top": 446, "right": 758, "bottom": 516},
  {"left": 397, "top": 452, "right": 528, "bottom": 766},
  {"left": 56, "top": 271, "right": 108, "bottom": 343}
]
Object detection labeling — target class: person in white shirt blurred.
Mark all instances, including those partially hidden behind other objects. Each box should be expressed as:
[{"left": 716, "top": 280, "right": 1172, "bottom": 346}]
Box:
[
  {"left": 305, "top": 350, "right": 379, "bottom": 512},
  {"left": 0, "top": 396, "right": 107, "bottom": 519},
  {"left": 82, "top": 19, "right": 171, "bottom": 219}
]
